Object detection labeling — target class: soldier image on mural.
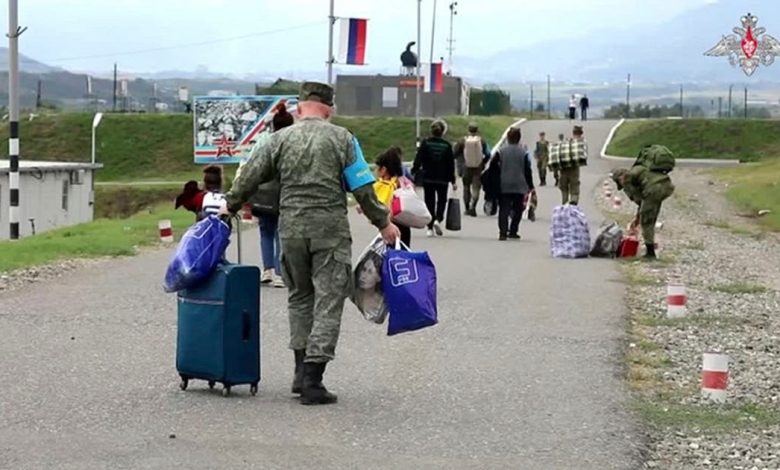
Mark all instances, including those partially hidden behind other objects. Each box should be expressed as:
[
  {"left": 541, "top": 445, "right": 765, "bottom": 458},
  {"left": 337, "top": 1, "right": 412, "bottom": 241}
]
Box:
[{"left": 193, "top": 95, "right": 298, "bottom": 164}]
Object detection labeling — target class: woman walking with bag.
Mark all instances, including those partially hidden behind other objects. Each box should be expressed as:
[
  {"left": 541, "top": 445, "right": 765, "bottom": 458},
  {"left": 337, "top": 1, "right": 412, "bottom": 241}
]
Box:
[
  {"left": 494, "top": 127, "right": 534, "bottom": 241},
  {"left": 237, "top": 103, "right": 295, "bottom": 287},
  {"left": 412, "top": 120, "right": 457, "bottom": 238}
]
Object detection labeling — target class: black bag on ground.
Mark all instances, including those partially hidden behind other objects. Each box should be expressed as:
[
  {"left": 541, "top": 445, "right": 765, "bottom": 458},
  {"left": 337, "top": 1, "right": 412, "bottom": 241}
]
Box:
[{"left": 446, "top": 198, "right": 462, "bottom": 231}]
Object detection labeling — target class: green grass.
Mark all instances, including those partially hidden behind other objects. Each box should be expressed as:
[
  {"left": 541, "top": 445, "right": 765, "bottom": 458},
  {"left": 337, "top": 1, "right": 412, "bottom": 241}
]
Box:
[
  {"left": 0, "top": 113, "right": 518, "bottom": 182},
  {"left": 0, "top": 204, "right": 194, "bottom": 273},
  {"left": 709, "top": 282, "right": 769, "bottom": 295},
  {"left": 607, "top": 119, "right": 780, "bottom": 162},
  {"left": 714, "top": 160, "right": 780, "bottom": 231},
  {"left": 95, "top": 185, "right": 182, "bottom": 219},
  {"left": 635, "top": 313, "right": 743, "bottom": 328},
  {"left": 637, "top": 401, "right": 780, "bottom": 432}
]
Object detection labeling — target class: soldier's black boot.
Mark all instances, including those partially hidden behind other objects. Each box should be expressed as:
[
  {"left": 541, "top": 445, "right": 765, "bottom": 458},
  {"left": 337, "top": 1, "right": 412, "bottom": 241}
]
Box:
[
  {"left": 300, "top": 362, "right": 338, "bottom": 405},
  {"left": 644, "top": 243, "right": 657, "bottom": 260},
  {"left": 540, "top": 177, "right": 546, "bottom": 187},
  {"left": 291, "top": 349, "right": 305, "bottom": 394}
]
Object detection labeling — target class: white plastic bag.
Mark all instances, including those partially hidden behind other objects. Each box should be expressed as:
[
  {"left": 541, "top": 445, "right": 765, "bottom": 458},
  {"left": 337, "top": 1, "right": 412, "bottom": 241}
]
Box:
[
  {"left": 391, "top": 187, "right": 432, "bottom": 229},
  {"left": 550, "top": 205, "right": 591, "bottom": 259},
  {"left": 351, "top": 236, "right": 389, "bottom": 324}
]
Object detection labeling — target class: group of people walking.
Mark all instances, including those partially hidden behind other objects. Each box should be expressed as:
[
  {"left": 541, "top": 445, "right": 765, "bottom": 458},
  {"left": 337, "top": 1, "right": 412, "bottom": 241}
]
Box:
[{"left": 568, "top": 94, "right": 590, "bottom": 121}]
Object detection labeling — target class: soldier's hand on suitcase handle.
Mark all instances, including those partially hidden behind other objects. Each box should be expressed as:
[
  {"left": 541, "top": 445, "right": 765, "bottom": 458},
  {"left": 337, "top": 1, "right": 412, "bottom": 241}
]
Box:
[{"left": 380, "top": 222, "right": 401, "bottom": 245}]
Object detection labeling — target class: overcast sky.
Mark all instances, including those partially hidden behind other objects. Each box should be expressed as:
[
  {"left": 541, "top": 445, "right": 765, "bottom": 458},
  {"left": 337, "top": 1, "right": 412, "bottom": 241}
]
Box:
[{"left": 1, "top": 0, "right": 723, "bottom": 76}]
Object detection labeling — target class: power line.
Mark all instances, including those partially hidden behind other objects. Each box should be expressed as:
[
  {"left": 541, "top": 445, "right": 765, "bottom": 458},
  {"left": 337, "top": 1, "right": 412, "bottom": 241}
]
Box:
[{"left": 44, "top": 21, "right": 323, "bottom": 63}]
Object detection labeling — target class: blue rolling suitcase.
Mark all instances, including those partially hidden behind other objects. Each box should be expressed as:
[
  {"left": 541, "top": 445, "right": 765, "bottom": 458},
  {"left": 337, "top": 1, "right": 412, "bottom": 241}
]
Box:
[{"left": 176, "top": 222, "right": 261, "bottom": 396}]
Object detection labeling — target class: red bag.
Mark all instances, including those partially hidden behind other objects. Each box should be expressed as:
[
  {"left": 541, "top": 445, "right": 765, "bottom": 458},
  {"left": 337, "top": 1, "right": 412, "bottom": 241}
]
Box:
[{"left": 618, "top": 225, "right": 639, "bottom": 258}]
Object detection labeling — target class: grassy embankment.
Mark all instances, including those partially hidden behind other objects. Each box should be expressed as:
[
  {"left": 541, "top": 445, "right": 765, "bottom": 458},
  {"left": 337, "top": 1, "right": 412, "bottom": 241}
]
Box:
[
  {"left": 605, "top": 119, "right": 780, "bottom": 437},
  {"left": 607, "top": 119, "right": 780, "bottom": 231},
  {"left": 0, "top": 113, "right": 518, "bottom": 272}
]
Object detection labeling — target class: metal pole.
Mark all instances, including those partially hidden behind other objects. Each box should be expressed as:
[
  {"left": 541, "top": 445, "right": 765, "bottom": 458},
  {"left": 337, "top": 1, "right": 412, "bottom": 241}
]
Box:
[
  {"left": 744, "top": 87, "right": 748, "bottom": 119},
  {"left": 112, "top": 63, "right": 117, "bottom": 112},
  {"left": 728, "top": 84, "right": 733, "bottom": 118},
  {"left": 35, "top": 79, "right": 42, "bottom": 109},
  {"left": 679, "top": 85, "right": 684, "bottom": 118},
  {"left": 547, "top": 74, "right": 551, "bottom": 119},
  {"left": 718, "top": 96, "right": 723, "bottom": 118},
  {"left": 327, "top": 0, "right": 335, "bottom": 85},
  {"left": 447, "top": 2, "right": 456, "bottom": 75},
  {"left": 415, "top": 0, "right": 421, "bottom": 142},
  {"left": 7, "top": 0, "right": 23, "bottom": 240},
  {"left": 625, "top": 73, "right": 631, "bottom": 118},
  {"left": 530, "top": 84, "right": 534, "bottom": 118},
  {"left": 429, "top": 0, "right": 437, "bottom": 64}
]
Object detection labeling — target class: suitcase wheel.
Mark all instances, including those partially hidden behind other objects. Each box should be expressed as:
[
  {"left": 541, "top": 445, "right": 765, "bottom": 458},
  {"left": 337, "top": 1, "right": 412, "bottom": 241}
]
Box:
[
  {"left": 250, "top": 384, "right": 258, "bottom": 396},
  {"left": 179, "top": 378, "right": 189, "bottom": 391},
  {"left": 208, "top": 381, "right": 216, "bottom": 390},
  {"left": 222, "top": 385, "right": 231, "bottom": 397}
]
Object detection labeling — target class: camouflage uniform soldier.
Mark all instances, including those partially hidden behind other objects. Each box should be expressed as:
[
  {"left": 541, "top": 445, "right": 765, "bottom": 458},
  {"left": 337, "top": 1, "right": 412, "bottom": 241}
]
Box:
[
  {"left": 612, "top": 165, "right": 675, "bottom": 260},
  {"left": 225, "top": 82, "right": 400, "bottom": 405},
  {"left": 534, "top": 132, "right": 550, "bottom": 186},
  {"left": 550, "top": 126, "right": 588, "bottom": 205}
]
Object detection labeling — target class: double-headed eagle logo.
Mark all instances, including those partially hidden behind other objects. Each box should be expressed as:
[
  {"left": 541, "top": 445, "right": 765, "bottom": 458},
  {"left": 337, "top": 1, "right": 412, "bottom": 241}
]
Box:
[{"left": 705, "top": 13, "right": 780, "bottom": 76}]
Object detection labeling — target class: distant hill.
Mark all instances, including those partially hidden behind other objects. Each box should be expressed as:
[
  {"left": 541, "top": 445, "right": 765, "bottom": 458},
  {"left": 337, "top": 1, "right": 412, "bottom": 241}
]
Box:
[
  {"left": 456, "top": 0, "right": 779, "bottom": 83},
  {"left": 0, "top": 47, "right": 62, "bottom": 74}
]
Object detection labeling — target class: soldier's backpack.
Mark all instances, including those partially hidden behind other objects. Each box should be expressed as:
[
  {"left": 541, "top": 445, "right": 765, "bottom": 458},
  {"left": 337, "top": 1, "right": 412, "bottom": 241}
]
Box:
[
  {"left": 463, "top": 135, "right": 484, "bottom": 168},
  {"left": 635, "top": 145, "right": 676, "bottom": 174},
  {"left": 590, "top": 221, "right": 624, "bottom": 258}
]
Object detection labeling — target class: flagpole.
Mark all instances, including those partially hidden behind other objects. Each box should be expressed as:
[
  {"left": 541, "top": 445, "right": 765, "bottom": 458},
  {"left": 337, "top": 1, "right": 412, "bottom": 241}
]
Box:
[
  {"left": 415, "top": 0, "right": 422, "bottom": 143},
  {"left": 327, "top": 0, "right": 335, "bottom": 85},
  {"left": 429, "top": 0, "right": 437, "bottom": 64}
]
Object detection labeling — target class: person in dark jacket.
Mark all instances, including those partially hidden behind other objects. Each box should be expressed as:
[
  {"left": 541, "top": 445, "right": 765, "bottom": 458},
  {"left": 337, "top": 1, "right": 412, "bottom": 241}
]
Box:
[
  {"left": 412, "top": 120, "right": 457, "bottom": 237},
  {"left": 493, "top": 127, "right": 534, "bottom": 241},
  {"left": 580, "top": 94, "right": 590, "bottom": 121}
]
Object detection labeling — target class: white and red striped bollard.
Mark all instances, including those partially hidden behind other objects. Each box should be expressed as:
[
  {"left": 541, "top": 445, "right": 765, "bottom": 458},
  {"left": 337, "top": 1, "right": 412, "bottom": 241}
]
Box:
[
  {"left": 702, "top": 352, "right": 729, "bottom": 403},
  {"left": 241, "top": 203, "right": 254, "bottom": 224},
  {"left": 666, "top": 282, "right": 687, "bottom": 318},
  {"left": 612, "top": 196, "right": 622, "bottom": 210},
  {"left": 158, "top": 220, "right": 174, "bottom": 243}
]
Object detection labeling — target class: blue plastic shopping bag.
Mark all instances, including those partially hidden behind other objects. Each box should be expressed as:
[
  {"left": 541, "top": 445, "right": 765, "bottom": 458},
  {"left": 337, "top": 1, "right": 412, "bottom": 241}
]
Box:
[
  {"left": 382, "top": 242, "right": 438, "bottom": 336},
  {"left": 163, "top": 215, "right": 231, "bottom": 293}
]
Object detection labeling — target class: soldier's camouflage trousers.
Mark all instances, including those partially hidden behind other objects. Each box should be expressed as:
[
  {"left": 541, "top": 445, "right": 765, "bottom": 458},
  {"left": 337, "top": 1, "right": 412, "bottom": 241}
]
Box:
[
  {"left": 558, "top": 166, "right": 581, "bottom": 205},
  {"left": 639, "top": 186, "right": 674, "bottom": 245},
  {"left": 280, "top": 237, "right": 353, "bottom": 364}
]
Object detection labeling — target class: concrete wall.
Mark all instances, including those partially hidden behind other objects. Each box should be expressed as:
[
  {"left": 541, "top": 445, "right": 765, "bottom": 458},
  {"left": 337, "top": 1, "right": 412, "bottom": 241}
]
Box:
[
  {"left": 335, "top": 75, "right": 467, "bottom": 117},
  {"left": 0, "top": 169, "right": 96, "bottom": 239}
]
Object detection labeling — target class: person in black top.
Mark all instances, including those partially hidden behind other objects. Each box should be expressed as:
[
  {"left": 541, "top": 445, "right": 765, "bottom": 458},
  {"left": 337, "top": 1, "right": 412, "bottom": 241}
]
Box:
[
  {"left": 580, "top": 94, "right": 590, "bottom": 121},
  {"left": 412, "top": 120, "right": 457, "bottom": 237}
]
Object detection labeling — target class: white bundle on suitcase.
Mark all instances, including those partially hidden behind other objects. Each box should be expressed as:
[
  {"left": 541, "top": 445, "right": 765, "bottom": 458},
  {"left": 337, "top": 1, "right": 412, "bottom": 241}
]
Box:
[{"left": 550, "top": 205, "right": 591, "bottom": 259}]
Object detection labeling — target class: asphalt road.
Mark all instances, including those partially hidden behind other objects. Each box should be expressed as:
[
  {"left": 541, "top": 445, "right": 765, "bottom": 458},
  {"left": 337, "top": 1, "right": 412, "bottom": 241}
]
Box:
[{"left": 0, "top": 119, "right": 643, "bottom": 469}]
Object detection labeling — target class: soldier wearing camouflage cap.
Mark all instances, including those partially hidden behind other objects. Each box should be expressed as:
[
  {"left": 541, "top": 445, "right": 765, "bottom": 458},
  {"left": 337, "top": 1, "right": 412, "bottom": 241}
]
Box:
[{"left": 225, "top": 81, "right": 400, "bottom": 405}]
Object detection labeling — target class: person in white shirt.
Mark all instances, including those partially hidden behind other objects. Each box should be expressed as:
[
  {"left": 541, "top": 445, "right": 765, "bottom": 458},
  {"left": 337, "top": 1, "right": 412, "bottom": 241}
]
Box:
[{"left": 568, "top": 94, "right": 578, "bottom": 120}]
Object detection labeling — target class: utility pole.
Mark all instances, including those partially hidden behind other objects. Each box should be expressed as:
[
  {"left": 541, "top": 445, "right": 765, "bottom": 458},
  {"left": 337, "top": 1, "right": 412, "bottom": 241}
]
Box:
[
  {"left": 446, "top": 2, "right": 457, "bottom": 75},
  {"left": 530, "top": 84, "right": 534, "bottom": 118},
  {"left": 679, "top": 85, "right": 684, "bottom": 118},
  {"left": 547, "top": 74, "right": 551, "bottom": 119},
  {"left": 415, "top": 0, "right": 422, "bottom": 143},
  {"left": 625, "top": 73, "right": 631, "bottom": 118},
  {"left": 728, "top": 84, "right": 733, "bottom": 118},
  {"left": 718, "top": 96, "right": 723, "bottom": 118},
  {"left": 35, "top": 79, "right": 42, "bottom": 109},
  {"left": 327, "top": 0, "right": 335, "bottom": 85},
  {"left": 112, "top": 63, "right": 118, "bottom": 112},
  {"left": 7, "top": 0, "right": 25, "bottom": 240},
  {"left": 744, "top": 87, "right": 748, "bottom": 119}
]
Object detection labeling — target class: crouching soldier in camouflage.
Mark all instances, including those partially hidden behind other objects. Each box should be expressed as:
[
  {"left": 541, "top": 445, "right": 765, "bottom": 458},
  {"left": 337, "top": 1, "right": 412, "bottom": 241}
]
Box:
[
  {"left": 611, "top": 146, "right": 676, "bottom": 260},
  {"left": 225, "top": 82, "right": 400, "bottom": 405}
]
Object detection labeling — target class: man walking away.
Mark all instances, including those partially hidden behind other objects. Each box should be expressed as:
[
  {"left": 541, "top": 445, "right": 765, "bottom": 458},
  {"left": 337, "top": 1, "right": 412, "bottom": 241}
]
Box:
[
  {"left": 460, "top": 122, "right": 491, "bottom": 216},
  {"left": 580, "top": 94, "right": 590, "bottom": 121},
  {"left": 412, "top": 120, "right": 457, "bottom": 237},
  {"left": 224, "top": 82, "right": 400, "bottom": 406},
  {"left": 612, "top": 145, "right": 676, "bottom": 260},
  {"left": 494, "top": 128, "right": 534, "bottom": 241},
  {"left": 568, "top": 94, "right": 578, "bottom": 120},
  {"left": 550, "top": 126, "right": 588, "bottom": 205},
  {"left": 534, "top": 132, "right": 550, "bottom": 186}
]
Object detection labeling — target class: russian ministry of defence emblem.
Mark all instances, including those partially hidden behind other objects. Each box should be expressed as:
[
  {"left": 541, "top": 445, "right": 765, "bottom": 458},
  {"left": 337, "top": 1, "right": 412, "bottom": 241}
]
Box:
[{"left": 705, "top": 13, "right": 780, "bottom": 76}]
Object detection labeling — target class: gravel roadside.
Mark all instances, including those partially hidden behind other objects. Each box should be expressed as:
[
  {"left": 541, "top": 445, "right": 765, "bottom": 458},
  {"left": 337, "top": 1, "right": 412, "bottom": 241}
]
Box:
[{"left": 596, "top": 168, "right": 780, "bottom": 470}]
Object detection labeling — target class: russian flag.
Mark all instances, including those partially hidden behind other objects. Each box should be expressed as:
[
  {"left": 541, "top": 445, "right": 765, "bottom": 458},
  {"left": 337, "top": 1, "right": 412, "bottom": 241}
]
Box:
[
  {"left": 423, "top": 63, "right": 444, "bottom": 93},
  {"left": 338, "top": 18, "right": 368, "bottom": 65}
]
